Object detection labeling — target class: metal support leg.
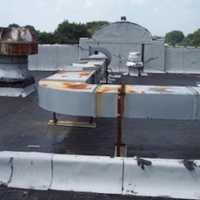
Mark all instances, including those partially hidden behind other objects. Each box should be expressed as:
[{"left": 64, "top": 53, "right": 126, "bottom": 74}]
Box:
[
  {"left": 138, "top": 68, "right": 142, "bottom": 77},
  {"left": 53, "top": 112, "right": 58, "bottom": 125},
  {"left": 116, "top": 84, "right": 126, "bottom": 157},
  {"left": 89, "top": 117, "right": 95, "bottom": 124}
]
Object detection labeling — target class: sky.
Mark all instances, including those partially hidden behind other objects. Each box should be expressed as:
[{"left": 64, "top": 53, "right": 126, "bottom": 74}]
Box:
[{"left": 0, "top": 0, "right": 199, "bottom": 36}]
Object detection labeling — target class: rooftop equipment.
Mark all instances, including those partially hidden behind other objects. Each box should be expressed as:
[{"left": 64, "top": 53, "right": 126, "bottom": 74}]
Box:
[{"left": 0, "top": 27, "right": 38, "bottom": 97}]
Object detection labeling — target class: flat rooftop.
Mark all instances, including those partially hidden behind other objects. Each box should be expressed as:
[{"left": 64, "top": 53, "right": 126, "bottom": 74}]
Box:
[{"left": 1, "top": 72, "right": 200, "bottom": 200}]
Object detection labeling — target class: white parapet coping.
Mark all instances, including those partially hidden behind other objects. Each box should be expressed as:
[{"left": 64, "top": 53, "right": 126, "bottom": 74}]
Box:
[
  {"left": 123, "top": 158, "right": 200, "bottom": 199},
  {"left": 8, "top": 152, "right": 52, "bottom": 190},
  {"left": 0, "top": 152, "right": 12, "bottom": 186},
  {"left": 51, "top": 154, "right": 123, "bottom": 194},
  {"left": 0, "top": 151, "right": 200, "bottom": 199}
]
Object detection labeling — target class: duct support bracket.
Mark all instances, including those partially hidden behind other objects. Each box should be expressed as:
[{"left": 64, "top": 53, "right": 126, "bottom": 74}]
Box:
[{"left": 48, "top": 112, "right": 96, "bottom": 128}]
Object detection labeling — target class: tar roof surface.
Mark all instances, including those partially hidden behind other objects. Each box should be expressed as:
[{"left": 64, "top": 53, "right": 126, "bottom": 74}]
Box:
[{"left": 1, "top": 71, "right": 200, "bottom": 200}]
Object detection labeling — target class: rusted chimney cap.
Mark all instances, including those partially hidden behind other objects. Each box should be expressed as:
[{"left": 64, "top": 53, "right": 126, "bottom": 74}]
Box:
[{"left": 0, "top": 27, "right": 38, "bottom": 56}]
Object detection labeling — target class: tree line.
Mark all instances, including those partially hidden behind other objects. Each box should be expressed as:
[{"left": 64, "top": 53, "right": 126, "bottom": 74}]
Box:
[
  {"left": 8, "top": 21, "right": 109, "bottom": 44},
  {"left": 8, "top": 21, "right": 200, "bottom": 47},
  {"left": 165, "top": 29, "right": 200, "bottom": 47}
]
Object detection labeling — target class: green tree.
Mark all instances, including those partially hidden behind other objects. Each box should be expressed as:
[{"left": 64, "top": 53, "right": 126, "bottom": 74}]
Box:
[
  {"left": 191, "top": 29, "right": 200, "bottom": 47},
  {"left": 165, "top": 31, "right": 185, "bottom": 46},
  {"left": 8, "top": 23, "right": 20, "bottom": 28},
  {"left": 181, "top": 29, "right": 200, "bottom": 47},
  {"left": 38, "top": 32, "right": 57, "bottom": 44},
  {"left": 182, "top": 33, "right": 194, "bottom": 46},
  {"left": 54, "top": 20, "right": 90, "bottom": 44}
]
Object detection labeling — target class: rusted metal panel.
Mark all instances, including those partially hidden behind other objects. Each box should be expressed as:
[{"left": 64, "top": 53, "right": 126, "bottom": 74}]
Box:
[
  {"left": 0, "top": 27, "right": 38, "bottom": 56},
  {"left": 39, "top": 81, "right": 121, "bottom": 118},
  {"left": 39, "top": 80, "right": 200, "bottom": 120},
  {"left": 0, "top": 42, "right": 38, "bottom": 56},
  {"left": 39, "top": 80, "right": 97, "bottom": 117},
  {"left": 0, "top": 27, "right": 38, "bottom": 97},
  {"left": 39, "top": 80, "right": 96, "bottom": 92}
]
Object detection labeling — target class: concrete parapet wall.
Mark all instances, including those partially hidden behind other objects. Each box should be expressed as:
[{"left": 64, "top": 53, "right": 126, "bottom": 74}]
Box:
[
  {"left": 28, "top": 44, "right": 200, "bottom": 74},
  {"left": 29, "top": 45, "right": 79, "bottom": 71},
  {"left": 165, "top": 47, "right": 200, "bottom": 74}
]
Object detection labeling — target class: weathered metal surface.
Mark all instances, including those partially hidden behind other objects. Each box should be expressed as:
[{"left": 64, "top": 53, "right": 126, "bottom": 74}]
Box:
[
  {"left": 0, "top": 27, "right": 38, "bottom": 56},
  {"left": 0, "top": 85, "right": 35, "bottom": 97},
  {"left": 73, "top": 60, "right": 105, "bottom": 68},
  {"left": 46, "top": 70, "right": 96, "bottom": 83},
  {"left": 39, "top": 78, "right": 200, "bottom": 120},
  {"left": 39, "top": 81, "right": 121, "bottom": 118},
  {"left": 39, "top": 80, "right": 97, "bottom": 117},
  {"left": 1, "top": 151, "right": 200, "bottom": 199},
  {"left": 39, "top": 80, "right": 96, "bottom": 92},
  {"left": 0, "top": 27, "right": 38, "bottom": 97},
  {"left": 0, "top": 63, "right": 29, "bottom": 81},
  {"left": 92, "top": 21, "right": 152, "bottom": 43},
  {"left": 124, "top": 85, "right": 200, "bottom": 120},
  {"left": 96, "top": 85, "right": 120, "bottom": 118},
  {"left": 0, "top": 42, "right": 38, "bottom": 56}
]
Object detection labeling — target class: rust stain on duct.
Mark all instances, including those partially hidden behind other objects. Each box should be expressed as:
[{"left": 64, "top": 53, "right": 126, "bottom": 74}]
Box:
[
  {"left": 39, "top": 80, "right": 94, "bottom": 91},
  {"left": 126, "top": 86, "right": 145, "bottom": 94},
  {"left": 148, "top": 86, "right": 172, "bottom": 93},
  {"left": 96, "top": 85, "right": 120, "bottom": 94},
  {"left": 79, "top": 71, "right": 91, "bottom": 77},
  {"left": 63, "top": 82, "right": 92, "bottom": 90},
  {"left": 0, "top": 27, "right": 38, "bottom": 56},
  {"left": 0, "top": 42, "right": 38, "bottom": 56}
]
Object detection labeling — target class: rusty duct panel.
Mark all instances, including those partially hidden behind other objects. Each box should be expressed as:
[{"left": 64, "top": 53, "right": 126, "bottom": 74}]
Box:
[
  {"left": 39, "top": 81, "right": 120, "bottom": 118},
  {"left": 39, "top": 81, "right": 97, "bottom": 117},
  {"left": 39, "top": 80, "right": 200, "bottom": 120}
]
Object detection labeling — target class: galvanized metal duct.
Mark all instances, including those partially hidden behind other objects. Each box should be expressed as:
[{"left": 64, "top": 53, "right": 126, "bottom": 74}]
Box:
[{"left": 38, "top": 78, "right": 200, "bottom": 120}]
